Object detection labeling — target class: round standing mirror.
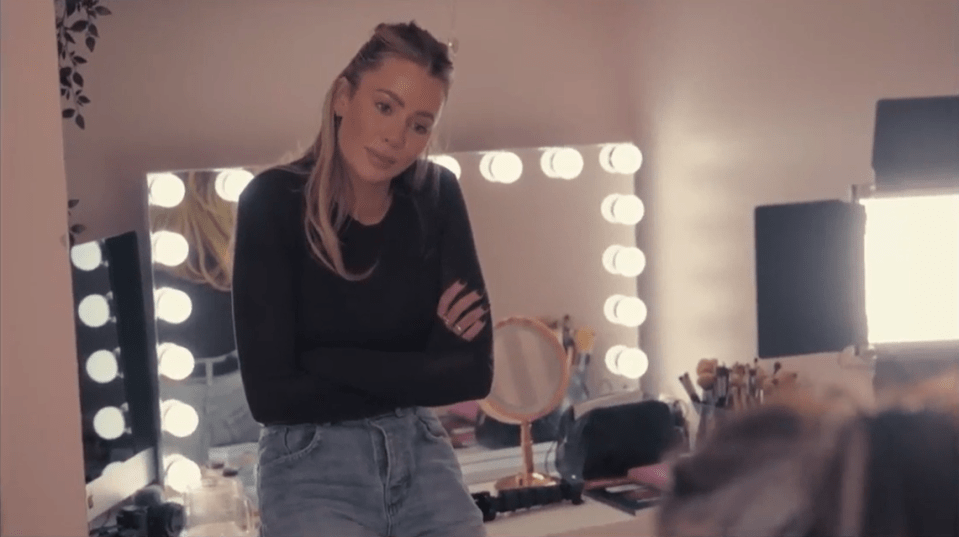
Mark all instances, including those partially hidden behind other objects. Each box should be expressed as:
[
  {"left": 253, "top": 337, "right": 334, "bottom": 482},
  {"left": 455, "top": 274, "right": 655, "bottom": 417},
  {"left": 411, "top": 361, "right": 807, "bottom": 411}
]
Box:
[{"left": 479, "top": 316, "right": 571, "bottom": 490}]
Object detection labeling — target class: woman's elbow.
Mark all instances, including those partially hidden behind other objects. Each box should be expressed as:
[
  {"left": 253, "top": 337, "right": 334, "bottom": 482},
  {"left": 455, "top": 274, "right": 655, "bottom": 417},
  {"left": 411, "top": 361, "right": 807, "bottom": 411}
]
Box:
[{"left": 468, "top": 357, "right": 494, "bottom": 400}]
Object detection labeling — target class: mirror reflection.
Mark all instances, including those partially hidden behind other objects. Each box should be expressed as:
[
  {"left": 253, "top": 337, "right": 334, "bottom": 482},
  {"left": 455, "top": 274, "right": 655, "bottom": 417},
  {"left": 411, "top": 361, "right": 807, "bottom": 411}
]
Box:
[
  {"left": 149, "top": 170, "right": 258, "bottom": 479},
  {"left": 146, "top": 141, "right": 647, "bottom": 502}
]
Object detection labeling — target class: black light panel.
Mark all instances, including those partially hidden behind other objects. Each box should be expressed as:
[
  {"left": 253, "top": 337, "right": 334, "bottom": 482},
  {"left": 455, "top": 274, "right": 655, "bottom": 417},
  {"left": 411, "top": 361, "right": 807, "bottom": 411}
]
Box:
[
  {"left": 873, "top": 95, "right": 959, "bottom": 190},
  {"left": 754, "top": 200, "right": 867, "bottom": 358}
]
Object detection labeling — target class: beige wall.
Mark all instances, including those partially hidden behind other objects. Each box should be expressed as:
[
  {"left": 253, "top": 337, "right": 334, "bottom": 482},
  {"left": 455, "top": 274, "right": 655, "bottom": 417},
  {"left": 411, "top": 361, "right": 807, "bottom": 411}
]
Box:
[
  {"left": 62, "top": 0, "right": 633, "bottom": 241},
  {"left": 620, "top": 0, "right": 958, "bottom": 401},
  {"left": 0, "top": 1, "right": 89, "bottom": 535}
]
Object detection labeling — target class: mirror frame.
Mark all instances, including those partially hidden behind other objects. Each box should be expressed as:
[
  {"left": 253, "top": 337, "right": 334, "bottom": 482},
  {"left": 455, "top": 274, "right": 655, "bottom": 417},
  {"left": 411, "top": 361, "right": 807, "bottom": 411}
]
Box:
[{"left": 479, "top": 316, "right": 572, "bottom": 425}]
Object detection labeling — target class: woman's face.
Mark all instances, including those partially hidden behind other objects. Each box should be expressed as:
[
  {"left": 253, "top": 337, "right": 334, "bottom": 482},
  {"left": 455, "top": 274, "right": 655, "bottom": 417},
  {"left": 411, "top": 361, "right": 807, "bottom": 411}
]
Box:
[{"left": 333, "top": 57, "right": 446, "bottom": 186}]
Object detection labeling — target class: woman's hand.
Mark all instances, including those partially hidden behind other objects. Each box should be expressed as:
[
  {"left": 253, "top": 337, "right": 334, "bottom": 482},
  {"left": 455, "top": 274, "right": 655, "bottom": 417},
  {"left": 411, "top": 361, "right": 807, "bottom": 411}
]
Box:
[{"left": 437, "top": 280, "right": 488, "bottom": 342}]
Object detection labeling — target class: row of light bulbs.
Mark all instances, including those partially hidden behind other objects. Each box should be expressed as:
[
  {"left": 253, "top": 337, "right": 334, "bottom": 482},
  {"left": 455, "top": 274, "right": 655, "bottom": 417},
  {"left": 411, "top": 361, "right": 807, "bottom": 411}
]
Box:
[
  {"left": 70, "top": 242, "right": 131, "bottom": 448},
  {"left": 147, "top": 231, "right": 204, "bottom": 494},
  {"left": 458, "top": 142, "right": 642, "bottom": 184},
  {"left": 596, "top": 143, "right": 649, "bottom": 381},
  {"left": 145, "top": 143, "right": 643, "bottom": 210}
]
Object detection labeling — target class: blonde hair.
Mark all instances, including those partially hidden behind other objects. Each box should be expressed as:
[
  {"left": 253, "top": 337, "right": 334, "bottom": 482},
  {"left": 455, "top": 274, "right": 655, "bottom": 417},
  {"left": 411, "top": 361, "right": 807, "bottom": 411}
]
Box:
[
  {"left": 281, "top": 21, "right": 455, "bottom": 281},
  {"left": 151, "top": 170, "right": 236, "bottom": 291}
]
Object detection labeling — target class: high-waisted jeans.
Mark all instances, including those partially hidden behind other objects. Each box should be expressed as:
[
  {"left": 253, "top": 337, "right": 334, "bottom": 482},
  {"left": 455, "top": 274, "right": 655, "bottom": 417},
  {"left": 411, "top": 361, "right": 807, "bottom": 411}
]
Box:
[{"left": 256, "top": 407, "right": 486, "bottom": 537}]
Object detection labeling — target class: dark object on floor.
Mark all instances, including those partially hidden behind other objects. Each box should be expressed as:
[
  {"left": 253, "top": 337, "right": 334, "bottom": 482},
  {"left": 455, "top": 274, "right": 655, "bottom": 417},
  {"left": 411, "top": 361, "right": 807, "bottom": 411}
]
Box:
[{"left": 472, "top": 479, "right": 585, "bottom": 522}]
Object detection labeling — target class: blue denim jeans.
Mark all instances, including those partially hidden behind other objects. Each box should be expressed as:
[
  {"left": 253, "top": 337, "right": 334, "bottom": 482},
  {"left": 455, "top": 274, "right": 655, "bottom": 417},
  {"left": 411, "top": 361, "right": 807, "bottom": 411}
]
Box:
[{"left": 256, "top": 407, "right": 486, "bottom": 537}]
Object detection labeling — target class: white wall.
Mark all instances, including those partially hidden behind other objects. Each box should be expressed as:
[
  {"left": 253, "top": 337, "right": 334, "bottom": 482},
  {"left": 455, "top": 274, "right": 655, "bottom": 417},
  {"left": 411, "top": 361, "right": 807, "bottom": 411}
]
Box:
[
  {"left": 0, "top": 1, "right": 89, "bottom": 535},
  {"left": 63, "top": 0, "right": 633, "bottom": 241},
  {"left": 619, "top": 0, "right": 959, "bottom": 401}
]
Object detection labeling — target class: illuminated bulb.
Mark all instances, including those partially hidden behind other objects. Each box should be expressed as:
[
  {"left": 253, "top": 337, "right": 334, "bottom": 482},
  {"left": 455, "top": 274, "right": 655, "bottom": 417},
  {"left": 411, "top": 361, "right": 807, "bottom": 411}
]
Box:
[
  {"left": 70, "top": 242, "right": 103, "bottom": 271},
  {"left": 604, "top": 345, "right": 649, "bottom": 379},
  {"left": 428, "top": 155, "right": 462, "bottom": 180},
  {"left": 102, "top": 462, "right": 124, "bottom": 478},
  {"left": 93, "top": 406, "right": 125, "bottom": 440},
  {"left": 540, "top": 147, "right": 584, "bottom": 180},
  {"left": 154, "top": 287, "right": 193, "bottom": 324},
  {"left": 214, "top": 168, "right": 254, "bottom": 202},
  {"left": 604, "top": 294, "right": 648, "bottom": 327},
  {"left": 480, "top": 151, "right": 523, "bottom": 184},
  {"left": 86, "top": 349, "right": 119, "bottom": 383},
  {"left": 599, "top": 143, "right": 643, "bottom": 175},
  {"left": 157, "top": 342, "right": 195, "bottom": 381},
  {"left": 163, "top": 454, "right": 202, "bottom": 494},
  {"left": 78, "top": 294, "right": 111, "bottom": 328},
  {"left": 603, "top": 245, "right": 647, "bottom": 277},
  {"left": 601, "top": 194, "right": 645, "bottom": 225},
  {"left": 151, "top": 231, "right": 189, "bottom": 267},
  {"left": 147, "top": 173, "right": 186, "bottom": 208},
  {"left": 161, "top": 399, "right": 200, "bottom": 438}
]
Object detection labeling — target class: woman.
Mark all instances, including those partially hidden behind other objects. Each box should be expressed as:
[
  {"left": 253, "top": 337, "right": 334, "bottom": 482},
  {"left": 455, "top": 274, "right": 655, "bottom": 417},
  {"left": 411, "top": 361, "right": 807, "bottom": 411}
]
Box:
[
  {"left": 151, "top": 170, "right": 261, "bottom": 465},
  {"left": 231, "top": 21, "right": 493, "bottom": 537}
]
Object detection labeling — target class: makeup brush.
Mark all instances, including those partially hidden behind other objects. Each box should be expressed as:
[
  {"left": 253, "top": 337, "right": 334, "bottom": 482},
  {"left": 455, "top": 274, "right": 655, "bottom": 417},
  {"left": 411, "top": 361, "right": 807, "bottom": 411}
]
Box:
[
  {"left": 573, "top": 327, "right": 596, "bottom": 369},
  {"left": 567, "top": 327, "right": 596, "bottom": 402}
]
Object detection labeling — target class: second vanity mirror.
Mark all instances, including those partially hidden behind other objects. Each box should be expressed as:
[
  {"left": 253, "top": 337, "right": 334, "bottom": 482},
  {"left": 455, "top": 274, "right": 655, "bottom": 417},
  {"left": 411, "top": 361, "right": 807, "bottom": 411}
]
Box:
[
  {"left": 145, "top": 141, "right": 647, "bottom": 497},
  {"left": 481, "top": 316, "right": 571, "bottom": 490}
]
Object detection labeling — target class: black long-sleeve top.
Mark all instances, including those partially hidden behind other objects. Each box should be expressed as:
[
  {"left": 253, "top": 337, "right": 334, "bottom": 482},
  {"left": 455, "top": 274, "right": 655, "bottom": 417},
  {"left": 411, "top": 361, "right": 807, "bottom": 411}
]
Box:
[{"left": 231, "top": 161, "right": 494, "bottom": 426}]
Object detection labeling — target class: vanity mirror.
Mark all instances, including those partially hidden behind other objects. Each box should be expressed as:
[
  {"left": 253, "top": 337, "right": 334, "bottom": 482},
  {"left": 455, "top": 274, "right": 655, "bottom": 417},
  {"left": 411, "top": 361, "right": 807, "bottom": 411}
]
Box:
[
  {"left": 68, "top": 231, "right": 162, "bottom": 522},
  {"left": 144, "top": 141, "right": 649, "bottom": 497},
  {"left": 481, "top": 316, "right": 571, "bottom": 490}
]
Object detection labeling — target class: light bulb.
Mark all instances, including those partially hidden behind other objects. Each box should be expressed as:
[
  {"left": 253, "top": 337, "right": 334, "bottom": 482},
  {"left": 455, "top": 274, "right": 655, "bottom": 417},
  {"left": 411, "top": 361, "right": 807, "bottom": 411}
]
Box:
[
  {"left": 147, "top": 173, "right": 186, "bottom": 208},
  {"left": 152, "top": 231, "right": 189, "bottom": 267},
  {"left": 428, "top": 155, "right": 462, "bottom": 180},
  {"left": 86, "top": 349, "right": 119, "bottom": 383},
  {"left": 93, "top": 406, "right": 125, "bottom": 440},
  {"left": 605, "top": 344, "right": 626, "bottom": 374},
  {"left": 154, "top": 287, "right": 192, "bottom": 324},
  {"left": 70, "top": 242, "right": 103, "bottom": 271},
  {"left": 102, "top": 462, "right": 124, "bottom": 478},
  {"left": 157, "top": 342, "right": 195, "bottom": 381},
  {"left": 541, "top": 147, "right": 584, "bottom": 180},
  {"left": 161, "top": 399, "right": 199, "bottom": 438},
  {"left": 603, "top": 245, "right": 647, "bottom": 277},
  {"left": 78, "top": 294, "right": 111, "bottom": 328},
  {"left": 599, "top": 143, "right": 643, "bottom": 175},
  {"left": 617, "top": 348, "right": 649, "bottom": 379},
  {"left": 480, "top": 152, "right": 522, "bottom": 184},
  {"left": 163, "top": 454, "right": 202, "bottom": 494},
  {"left": 604, "top": 295, "right": 648, "bottom": 327},
  {"left": 214, "top": 169, "right": 254, "bottom": 202},
  {"left": 601, "top": 194, "right": 645, "bottom": 225}
]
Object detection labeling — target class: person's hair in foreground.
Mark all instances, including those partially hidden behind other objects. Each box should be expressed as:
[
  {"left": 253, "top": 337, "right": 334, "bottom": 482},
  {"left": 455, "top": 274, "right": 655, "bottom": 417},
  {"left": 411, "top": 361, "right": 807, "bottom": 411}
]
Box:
[{"left": 658, "top": 370, "right": 959, "bottom": 537}]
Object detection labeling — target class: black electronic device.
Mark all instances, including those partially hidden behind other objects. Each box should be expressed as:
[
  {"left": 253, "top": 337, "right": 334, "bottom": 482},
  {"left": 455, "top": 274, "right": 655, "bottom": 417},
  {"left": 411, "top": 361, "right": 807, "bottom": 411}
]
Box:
[
  {"left": 555, "top": 400, "right": 677, "bottom": 482},
  {"left": 89, "top": 501, "right": 185, "bottom": 537},
  {"left": 471, "top": 479, "right": 584, "bottom": 522},
  {"left": 872, "top": 95, "right": 959, "bottom": 191}
]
